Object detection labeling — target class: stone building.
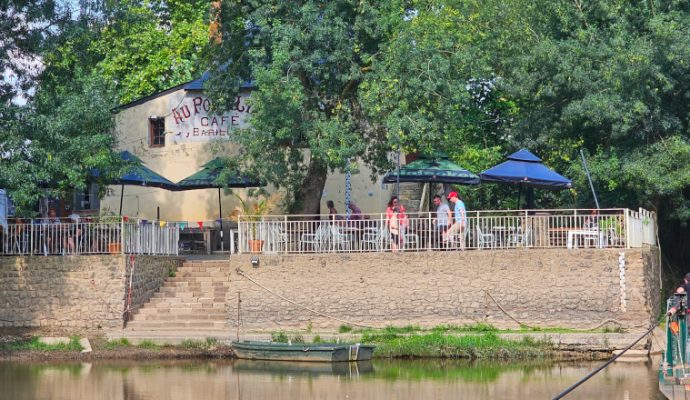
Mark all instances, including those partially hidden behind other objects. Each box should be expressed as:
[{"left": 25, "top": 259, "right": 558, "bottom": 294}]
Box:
[{"left": 100, "top": 74, "right": 400, "bottom": 221}]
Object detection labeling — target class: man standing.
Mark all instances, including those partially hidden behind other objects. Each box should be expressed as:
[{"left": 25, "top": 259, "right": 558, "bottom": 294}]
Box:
[
  {"left": 443, "top": 191, "right": 467, "bottom": 249},
  {"left": 667, "top": 273, "right": 690, "bottom": 316},
  {"left": 433, "top": 195, "right": 451, "bottom": 248}
]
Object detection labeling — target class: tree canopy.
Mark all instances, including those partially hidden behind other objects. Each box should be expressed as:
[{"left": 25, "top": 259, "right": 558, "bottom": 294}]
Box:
[
  {"left": 4, "top": 0, "right": 690, "bottom": 268},
  {"left": 0, "top": 0, "right": 210, "bottom": 215}
]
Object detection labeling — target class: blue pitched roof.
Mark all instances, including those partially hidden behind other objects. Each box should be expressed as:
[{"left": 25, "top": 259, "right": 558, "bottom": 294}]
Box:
[
  {"left": 183, "top": 70, "right": 255, "bottom": 91},
  {"left": 114, "top": 71, "right": 255, "bottom": 112}
]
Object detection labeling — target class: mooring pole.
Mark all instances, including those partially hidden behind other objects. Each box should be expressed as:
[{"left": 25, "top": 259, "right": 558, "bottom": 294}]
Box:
[
  {"left": 236, "top": 292, "right": 241, "bottom": 341},
  {"left": 580, "top": 149, "right": 600, "bottom": 209}
]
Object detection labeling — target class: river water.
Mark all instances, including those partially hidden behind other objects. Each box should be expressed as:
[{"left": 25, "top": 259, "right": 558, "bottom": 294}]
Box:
[{"left": 1, "top": 358, "right": 666, "bottom": 400}]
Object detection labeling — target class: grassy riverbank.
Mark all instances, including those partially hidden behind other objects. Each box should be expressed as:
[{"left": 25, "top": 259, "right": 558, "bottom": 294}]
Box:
[
  {"left": 361, "top": 331, "right": 552, "bottom": 359},
  {"left": 0, "top": 323, "right": 621, "bottom": 362},
  {"left": 0, "top": 336, "right": 233, "bottom": 361}
]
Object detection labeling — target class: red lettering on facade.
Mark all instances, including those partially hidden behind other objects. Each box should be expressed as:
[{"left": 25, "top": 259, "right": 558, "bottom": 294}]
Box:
[
  {"left": 181, "top": 105, "right": 191, "bottom": 119},
  {"left": 173, "top": 108, "right": 184, "bottom": 124},
  {"left": 193, "top": 97, "right": 203, "bottom": 114}
]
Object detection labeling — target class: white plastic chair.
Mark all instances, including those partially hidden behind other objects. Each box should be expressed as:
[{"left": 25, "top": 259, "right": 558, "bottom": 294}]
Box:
[
  {"left": 360, "top": 226, "right": 389, "bottom": 251},
  {"left": 330, "top": 226, "right": 353, "bottom": 252},
  {"left": 299, "top": 224, "right": 330, "bottom": 252},
  {"left": 475, "top": 226, "right": 495, "bottom": 249},
  {"left": 508, "top": 226, "right": 532, "bottom": 247},
  {"left": 267, "top": 224, "right": 289, "bottom": 252}
]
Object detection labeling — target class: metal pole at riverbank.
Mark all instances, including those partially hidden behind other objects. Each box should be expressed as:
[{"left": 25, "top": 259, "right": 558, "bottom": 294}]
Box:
[{"left": 551, "top": 323, "right": 657, "bottom": 399}]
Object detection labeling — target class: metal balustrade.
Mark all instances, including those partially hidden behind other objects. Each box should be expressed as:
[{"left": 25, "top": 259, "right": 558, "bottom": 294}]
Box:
[
  {"left": 0, "top": 208, "right": 656, "bottom": 257},
  {"left": 236, "top": 208, "right": 657, "bottom": 254},
  {"left": 0, "top": 218, "right": 179, "bottom": 256}
]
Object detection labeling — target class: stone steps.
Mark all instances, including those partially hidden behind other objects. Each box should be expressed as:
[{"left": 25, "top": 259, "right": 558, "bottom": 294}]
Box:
[
  {"left": 132, "top": 313, "right": 227, "bottom": 321},
  {"left": 119, "top": 261, "right": 232, "bottom": 340},
  {"left": 125, "top": 320, "right": 228, "bottom": 329}
]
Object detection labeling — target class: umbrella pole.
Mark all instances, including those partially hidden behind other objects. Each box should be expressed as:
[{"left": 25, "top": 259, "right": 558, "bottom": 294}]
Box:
[
  {"left": 396, "top": 149, "right": 401, "bottom": 201},
  {"left": 119, "top": 184, "right": 124, "bottom": 216},
  {"left": 516, "top": 184, "right": 522, "bottom": 210},
  {"left": 218, "top": 187, "right": 223, "bottom": 252}
]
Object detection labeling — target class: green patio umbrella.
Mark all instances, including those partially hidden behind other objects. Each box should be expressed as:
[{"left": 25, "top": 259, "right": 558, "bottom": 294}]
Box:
[
  {"left": 175, "top": 157, "right": 263, "bottom": 251},
  {"left": 382, "top": 153, "right": 481, "bottom": 185},
  {"left": 116, "top": 151, "right": 179, "bottom": 215}
]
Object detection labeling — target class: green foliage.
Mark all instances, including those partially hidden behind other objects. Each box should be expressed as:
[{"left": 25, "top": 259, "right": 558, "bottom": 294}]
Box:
[
  {"left": 180, "top": 339, "right": 207, "bottom": 350},
  {"left": 312, "top": 335, "right": 322, "bottom": 343},
  {"left": 338, "top": 325, "right": 353, "bottom": 333},
  {"left": 137, "top": 340, "right": 161, "bottom": 350},
  {"left": 93, "top": 0, "right": 210, "bottom": 103},
  {"left": 362, "top": 331, "right": 552, "bottom": 359},
  {"left": 104, "top": 338, "right": 131, "bottom": 350},
  {"left": 290, "top": 334, "right": 305, "bottom": 344},
  {"left": 1, "top": 0, "right": 210, "bottom": 214},
  {"left": 1, "top": 337, "right": 84, "bottom": 352},
  {"left": 271, "top": 331, "right": 289, "bottom": 343},
  {"left": 0, "top": 1, "right": 58, "bottom": 103}
]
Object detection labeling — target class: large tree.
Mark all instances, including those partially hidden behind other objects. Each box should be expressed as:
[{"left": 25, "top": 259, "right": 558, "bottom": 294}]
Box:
[
  {"left": 208, "top": 0, "right": 513, "bottom": 213},
  {"left": 488, "top": 0, "right": 690, "bottom": 269},
  {"left": 1, "top": 0, "right": 212, "bottom": 214}
]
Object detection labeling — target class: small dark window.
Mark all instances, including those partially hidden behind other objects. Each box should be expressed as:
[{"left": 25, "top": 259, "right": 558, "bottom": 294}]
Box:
[{"left": 149, "top": 117, "right": 165, "bottom": 147}]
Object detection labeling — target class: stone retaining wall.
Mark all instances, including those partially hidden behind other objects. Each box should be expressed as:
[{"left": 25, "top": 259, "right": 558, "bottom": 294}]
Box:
[
  {"left": 0, "top": 255, "right": 180, "bottom": 330},
  {"left": 227, "top": 248, "right": 660, "bottom": 331},
  {"left": 0, "top": 248, "right": 659, "bottom": 332}
]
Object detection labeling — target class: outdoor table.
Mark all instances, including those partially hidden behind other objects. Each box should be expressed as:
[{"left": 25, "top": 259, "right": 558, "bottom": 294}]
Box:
[
  {"left": 180, "top": 227, "right": 214, "bottom": 254},
  {"left": 567, "top": 230, "right": 606, "bottom": 249}
]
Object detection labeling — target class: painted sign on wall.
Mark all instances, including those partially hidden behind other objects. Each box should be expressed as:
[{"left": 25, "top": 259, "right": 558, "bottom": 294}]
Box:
[{"left": 169, "top": 93, "right": 251, "bottom": 143}]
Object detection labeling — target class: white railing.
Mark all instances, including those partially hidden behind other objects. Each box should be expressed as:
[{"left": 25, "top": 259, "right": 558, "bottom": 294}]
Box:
[
  {"left": 236, "top": 208, "right": 657, "bottom": 254},
  {"left": 0, "top": 217, "right": 179, "bottom": 256}
]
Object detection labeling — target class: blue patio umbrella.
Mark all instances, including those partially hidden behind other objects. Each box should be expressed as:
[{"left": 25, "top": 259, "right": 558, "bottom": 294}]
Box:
[
  {"left": 116, "top": 151, "right": 178, "bottom": 215},
  {"left": 479, "top": 149, "right": 572, "bottom": 208}
]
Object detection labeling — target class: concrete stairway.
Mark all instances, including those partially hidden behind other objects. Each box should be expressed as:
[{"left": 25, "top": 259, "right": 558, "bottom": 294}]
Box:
[{"left": 109, "top": 260, "right": 234, "bottom": 344}]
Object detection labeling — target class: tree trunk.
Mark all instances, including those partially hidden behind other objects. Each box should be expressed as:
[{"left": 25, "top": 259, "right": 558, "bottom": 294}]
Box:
[{"left": 292, "top": 158, "right": 328, "bottom": 215}]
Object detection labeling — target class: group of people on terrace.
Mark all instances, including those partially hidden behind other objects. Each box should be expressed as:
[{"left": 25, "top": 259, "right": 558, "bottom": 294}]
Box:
[
  {"left": 326, "top": 192, "right": 469, "bottom": 252},
  {"left": 1, "top": 208, "right": 84, "bottom": 255}
]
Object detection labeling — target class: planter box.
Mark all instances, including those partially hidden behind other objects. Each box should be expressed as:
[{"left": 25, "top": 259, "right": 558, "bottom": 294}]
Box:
[
  {"left": 108, "top": 242, "right": 122, "bottom": 254},
  {"left": 248, "top": 239, "right": 264, "bottom": 253}
]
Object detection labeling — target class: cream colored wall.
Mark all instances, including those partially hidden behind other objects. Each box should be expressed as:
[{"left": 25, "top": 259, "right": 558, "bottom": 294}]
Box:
[
  {"left": 321, "top": 166, "right": 394, "bottom": 216},
  {"left": 102, "top": 87, "right": 394, "bottom": 220}
]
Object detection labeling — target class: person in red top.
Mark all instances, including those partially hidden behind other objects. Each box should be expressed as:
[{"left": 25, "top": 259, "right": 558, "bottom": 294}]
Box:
[{"left": 385, "top": 196, "right": 407, "bottom": 251}]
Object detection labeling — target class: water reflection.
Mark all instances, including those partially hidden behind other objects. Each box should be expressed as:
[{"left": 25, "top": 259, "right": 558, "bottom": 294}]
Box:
[{"left": 0, "top": 358, "right": 667, "bottom": 400}]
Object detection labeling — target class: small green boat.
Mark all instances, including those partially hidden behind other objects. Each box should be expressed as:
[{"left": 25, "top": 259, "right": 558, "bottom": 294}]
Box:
[{"left": 231, "top": 340, "right": 375, "bottom": 362}]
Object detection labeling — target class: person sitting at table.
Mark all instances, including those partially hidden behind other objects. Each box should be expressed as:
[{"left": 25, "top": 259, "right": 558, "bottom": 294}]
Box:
[
  {"left": 43, "top": 208, "right": 61, "bottom": 254},
  {"left": 65, "top": 213, "right": 82, "bottom": 254},
  {"left": 327, "top": 200, "right": 344, "bottom": 221},
  {"left": 584, "top": 210, "right": 599, "bottom": 229},
  {"left": 348, "top": 202, "right": 362, "bottom": 220},
  {"left": 433, "top": 195, "right": 451, "bottom": 248},
  {"left": 443, "top": 192, "right": 467, "bottom": 249}
]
